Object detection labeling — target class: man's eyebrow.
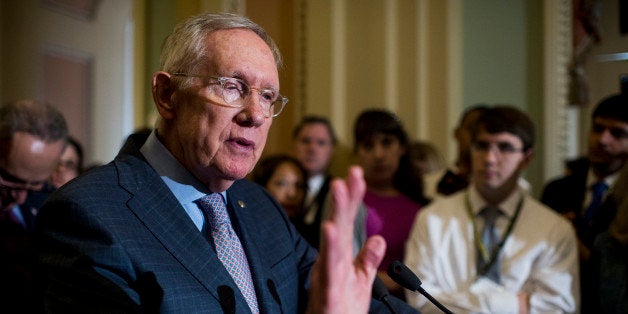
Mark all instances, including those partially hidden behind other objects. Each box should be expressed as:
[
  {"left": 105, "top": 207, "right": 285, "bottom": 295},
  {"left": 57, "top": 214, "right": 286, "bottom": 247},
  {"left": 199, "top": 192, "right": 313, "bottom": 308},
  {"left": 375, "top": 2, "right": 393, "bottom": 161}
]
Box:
[{"left": 230, "top": 71, "right": 279, "bottom": 90}]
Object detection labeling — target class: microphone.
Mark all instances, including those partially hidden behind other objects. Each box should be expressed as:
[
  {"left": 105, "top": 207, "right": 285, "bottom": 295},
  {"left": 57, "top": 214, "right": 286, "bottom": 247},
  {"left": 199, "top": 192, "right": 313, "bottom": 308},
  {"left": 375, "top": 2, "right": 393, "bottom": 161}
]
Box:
[
  {"left": 372, "top": 276, "right": 396, "bottom": 314},
  {"left": 387, "top": 261, "right": 453, "bottom": 314},
  {"left": 217, "top": 285, "right": 235, "bottom": 314},
  {"left": 267, "top": 279, "right": 284, "bottom": 314}
]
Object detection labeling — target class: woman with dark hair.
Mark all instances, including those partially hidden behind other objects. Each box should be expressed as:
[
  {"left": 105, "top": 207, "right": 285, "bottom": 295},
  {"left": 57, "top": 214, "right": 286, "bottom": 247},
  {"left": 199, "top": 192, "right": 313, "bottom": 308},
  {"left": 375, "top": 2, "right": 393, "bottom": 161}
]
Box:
[
  {"left": 49, "top": 136, "right": 83, "bottom": 188},
  {"left": 354, "top": 109, "right": 428, "bottom": 298},
  {"left": 252, "top": 154, "right": 308, "bottom": 221}
]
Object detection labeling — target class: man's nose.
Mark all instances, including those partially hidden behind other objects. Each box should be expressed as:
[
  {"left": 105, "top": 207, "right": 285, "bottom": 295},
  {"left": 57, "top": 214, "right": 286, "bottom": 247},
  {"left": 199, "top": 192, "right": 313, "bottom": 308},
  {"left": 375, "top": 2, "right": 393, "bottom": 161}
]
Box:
[
  {"left": 287, "top": 185, "right": 299, "bottom": 198},
  {"left": 373, "top": 145, "right": 386, "bottom": 158},
  {"left": 598, "top": 128, "right": 615, "bottom": 144},
  {"left": 236, "top": 96, "right": 266, "bottom": 126},
  {"left": 484, "top": 146, "right": 500, "bottom": 162}
]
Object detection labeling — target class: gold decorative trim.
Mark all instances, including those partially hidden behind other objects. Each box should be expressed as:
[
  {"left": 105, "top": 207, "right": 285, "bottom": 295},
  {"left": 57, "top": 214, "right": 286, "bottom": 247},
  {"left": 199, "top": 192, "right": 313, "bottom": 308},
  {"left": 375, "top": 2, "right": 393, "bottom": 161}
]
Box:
[{"left": 543, "top": 0, "right": 572, "bottom": 181}]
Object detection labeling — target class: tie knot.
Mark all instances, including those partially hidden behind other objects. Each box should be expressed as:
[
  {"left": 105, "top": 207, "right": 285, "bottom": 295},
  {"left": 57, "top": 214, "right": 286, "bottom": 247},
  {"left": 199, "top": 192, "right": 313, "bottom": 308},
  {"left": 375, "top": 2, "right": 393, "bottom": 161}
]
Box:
[
  {"left": 199, "top": 193, "right": 230, "bottom": 225},
  {"left": 480, "top": 206, "right": 501, "bottom": 225},
  {"left": 591, "top": 181, "right": 609, "bottom": 195}
]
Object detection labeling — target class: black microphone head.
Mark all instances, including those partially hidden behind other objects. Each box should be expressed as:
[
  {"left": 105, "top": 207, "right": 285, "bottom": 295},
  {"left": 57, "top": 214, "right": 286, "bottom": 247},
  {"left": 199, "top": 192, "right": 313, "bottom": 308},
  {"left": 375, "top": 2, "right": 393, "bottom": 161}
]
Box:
[
  {"left": 217, "top": 285, "right": 235, "bottom": 314},
  {"left": 372, "top": 276, "right": 390, "bottom": 300},
  {"left": 387, "top": 260, "right": 422, "bottom": 291},
  {"left": 267, "top": 279, "right": 282, "bottom": 306}
]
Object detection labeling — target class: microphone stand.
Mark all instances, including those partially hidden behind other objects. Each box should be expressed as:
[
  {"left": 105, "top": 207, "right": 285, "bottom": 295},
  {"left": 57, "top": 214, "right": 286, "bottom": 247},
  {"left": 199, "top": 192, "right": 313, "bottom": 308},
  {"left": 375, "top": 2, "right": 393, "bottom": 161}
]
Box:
[
  {"left": 372, "top": 276, "right": 397, "bottom": 314},
  {"left": 415, "top": 286, "right": 452, "bottom": 314}
]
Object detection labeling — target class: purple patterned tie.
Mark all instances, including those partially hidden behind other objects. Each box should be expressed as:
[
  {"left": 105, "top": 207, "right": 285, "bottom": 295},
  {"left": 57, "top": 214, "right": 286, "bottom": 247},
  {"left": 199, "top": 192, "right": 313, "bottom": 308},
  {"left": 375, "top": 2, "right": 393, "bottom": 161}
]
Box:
[{"left": 198, "top": 193, "right": 259, "bottom": 313}]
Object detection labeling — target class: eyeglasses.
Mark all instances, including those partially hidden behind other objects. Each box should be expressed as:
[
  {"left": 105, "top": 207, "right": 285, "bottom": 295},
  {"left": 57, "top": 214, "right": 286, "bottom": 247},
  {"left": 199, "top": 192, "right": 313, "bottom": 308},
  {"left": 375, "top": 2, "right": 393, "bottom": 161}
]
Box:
[
  {"left": 471, "top": 140, "right": 524, "bottom": 156},
  {"left": 171, "top": 73, "right": 288, "bottom": 118},
  {"left": 0, "top": 167, "right": 45, "bottom": 194}
]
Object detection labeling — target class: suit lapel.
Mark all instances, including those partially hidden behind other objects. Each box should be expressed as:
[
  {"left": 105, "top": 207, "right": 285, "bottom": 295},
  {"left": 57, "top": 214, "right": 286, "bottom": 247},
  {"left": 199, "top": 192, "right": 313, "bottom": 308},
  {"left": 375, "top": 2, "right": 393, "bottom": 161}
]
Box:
[
  {"left": 114, "top": 155, "right": 245, "bottom": 308},
  {"left": 227, "top": 181, "right": 295, "bottom": 313}
]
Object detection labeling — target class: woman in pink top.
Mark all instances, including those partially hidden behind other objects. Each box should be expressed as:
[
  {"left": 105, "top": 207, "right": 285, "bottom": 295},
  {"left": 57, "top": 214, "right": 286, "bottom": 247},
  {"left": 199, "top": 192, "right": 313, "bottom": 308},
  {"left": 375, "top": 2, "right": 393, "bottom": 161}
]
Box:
[{"left": 354, "top": 109, "right": 429, "bottom": 298}]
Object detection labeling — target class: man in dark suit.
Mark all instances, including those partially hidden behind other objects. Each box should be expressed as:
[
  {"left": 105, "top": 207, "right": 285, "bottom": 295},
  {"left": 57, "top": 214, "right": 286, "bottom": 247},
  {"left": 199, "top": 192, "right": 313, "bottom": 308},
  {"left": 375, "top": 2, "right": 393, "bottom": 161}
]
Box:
[
  {"left": 541, "top": 93, "right": 628, "bottom": 313},
  {"left": 0, "top": 99, "right": 68, "bottom": 313},
  {"left": 292, "top": 115, "right": 337, "bottom": 249},
  {"left": 37, "top": 13, "right": 390, "bottom": 313}
]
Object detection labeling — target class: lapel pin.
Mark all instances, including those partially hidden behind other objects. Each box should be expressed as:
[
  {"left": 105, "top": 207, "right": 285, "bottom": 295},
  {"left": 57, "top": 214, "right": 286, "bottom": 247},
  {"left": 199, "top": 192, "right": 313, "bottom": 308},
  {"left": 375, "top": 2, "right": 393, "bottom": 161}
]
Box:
[{"left": 238, "top": 200, "right": 246, "bottom": 208}]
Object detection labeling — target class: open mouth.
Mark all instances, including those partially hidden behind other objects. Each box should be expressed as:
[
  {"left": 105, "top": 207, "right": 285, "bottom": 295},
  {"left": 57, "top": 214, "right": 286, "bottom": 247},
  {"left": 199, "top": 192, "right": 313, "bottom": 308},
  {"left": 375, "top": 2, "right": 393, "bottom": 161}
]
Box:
[{"left": 228, "top": 137, "right": 255, "bottom": 152}]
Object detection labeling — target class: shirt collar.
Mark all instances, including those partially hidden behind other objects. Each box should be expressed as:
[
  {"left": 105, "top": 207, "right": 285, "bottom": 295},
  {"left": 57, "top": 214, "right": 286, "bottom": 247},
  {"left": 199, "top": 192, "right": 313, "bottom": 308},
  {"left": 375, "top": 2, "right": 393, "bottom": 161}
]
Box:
[
  {"left": 308, "top": 174, "right": 325, "bottom": 191},
  {"left": 586, "top": 167, "right": 619, "bottom": 190},
  {"left": 140, "top": 131, "right": 227, "bottom": 204},
  {"left": 468, "top": 185, "right": 524, "bottom": 219}
]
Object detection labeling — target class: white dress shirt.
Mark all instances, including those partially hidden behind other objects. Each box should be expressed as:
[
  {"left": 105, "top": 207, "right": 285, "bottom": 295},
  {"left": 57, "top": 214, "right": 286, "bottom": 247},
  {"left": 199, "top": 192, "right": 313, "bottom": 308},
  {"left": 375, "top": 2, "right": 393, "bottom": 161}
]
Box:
[
  {"left": 404, "top": 185, "right": 579, "bottom": 313},
  {"left": 303, "top": 174, "right": 325, "bottom": 224}
]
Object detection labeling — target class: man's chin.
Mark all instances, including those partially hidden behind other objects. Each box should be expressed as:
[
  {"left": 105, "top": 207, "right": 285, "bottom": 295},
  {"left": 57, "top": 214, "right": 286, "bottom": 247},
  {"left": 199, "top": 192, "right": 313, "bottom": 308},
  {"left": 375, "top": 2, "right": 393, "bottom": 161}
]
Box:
[
  {"left": 588, "top": 149, "right": 613, "bottom": 162},
  {"left": 220, "top": 171, "right": 248, "bottom": 182}
]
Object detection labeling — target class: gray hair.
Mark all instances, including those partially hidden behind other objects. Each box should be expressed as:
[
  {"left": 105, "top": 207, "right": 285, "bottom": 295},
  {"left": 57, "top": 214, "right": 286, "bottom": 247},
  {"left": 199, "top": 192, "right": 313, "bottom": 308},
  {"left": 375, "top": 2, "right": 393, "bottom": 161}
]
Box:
[
  {"left": 0, "top": 99, "right": 68, "bottom": 143},
  {"left": 160, "top": 13, "right": 283, "bottom": 76}
]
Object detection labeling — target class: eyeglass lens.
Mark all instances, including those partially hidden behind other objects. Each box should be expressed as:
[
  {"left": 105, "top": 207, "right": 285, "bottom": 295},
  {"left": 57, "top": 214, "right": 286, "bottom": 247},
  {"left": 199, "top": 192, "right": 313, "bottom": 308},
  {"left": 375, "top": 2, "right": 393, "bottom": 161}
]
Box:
[
  {"left": 0, "top": 167, "right": 44, "bottom": 192},
  {"left": 217, "top": 77, "right": 284, "bottom": 117},
  {"left": 472, "top": 141, "right": 522, "bottom": 154}
]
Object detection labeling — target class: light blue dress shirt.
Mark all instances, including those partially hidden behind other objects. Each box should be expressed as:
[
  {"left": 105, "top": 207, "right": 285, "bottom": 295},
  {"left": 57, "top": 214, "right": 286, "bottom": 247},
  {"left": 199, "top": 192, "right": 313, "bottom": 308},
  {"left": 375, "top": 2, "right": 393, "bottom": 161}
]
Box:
[{"left": 139, "top": 130, "right": 227, "bottom": 232}]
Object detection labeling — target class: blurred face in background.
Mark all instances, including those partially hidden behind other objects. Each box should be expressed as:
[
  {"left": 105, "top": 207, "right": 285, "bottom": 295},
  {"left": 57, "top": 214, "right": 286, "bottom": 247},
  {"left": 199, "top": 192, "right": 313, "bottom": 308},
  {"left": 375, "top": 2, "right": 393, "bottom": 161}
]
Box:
[
  {"left": 588, "top": 117, "right": 628, "bottom": 175},
  {"left": 471, "top": 130, "right": 531, "bottom": 196},
  {"left": 50, "top": 143, "right": 81, "bottom": 188},
  {"left": 455, "top": 109, "right": 484, "bottom": 171},
  {"left": 357, "top": 133, "right": 405, "bottom": 188},
  {"left": 1, "top": 132, "right": 64, "bottom": 211},
  {"left": 265, "top": 161, "right": 306, "bottom": 218},
  {"left": 294, "top": 123, "right": 334, "bottom": 177}
]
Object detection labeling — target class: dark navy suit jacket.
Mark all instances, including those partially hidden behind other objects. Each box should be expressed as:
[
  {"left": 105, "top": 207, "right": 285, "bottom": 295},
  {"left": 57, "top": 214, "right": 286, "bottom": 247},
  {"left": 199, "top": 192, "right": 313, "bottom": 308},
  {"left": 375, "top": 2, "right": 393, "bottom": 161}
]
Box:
[
  {"left": 36, "top": 135, "right": 317, "bottom": 313},
  {"left": 541, "top": 157, "right": 620, "bottom": 314}
]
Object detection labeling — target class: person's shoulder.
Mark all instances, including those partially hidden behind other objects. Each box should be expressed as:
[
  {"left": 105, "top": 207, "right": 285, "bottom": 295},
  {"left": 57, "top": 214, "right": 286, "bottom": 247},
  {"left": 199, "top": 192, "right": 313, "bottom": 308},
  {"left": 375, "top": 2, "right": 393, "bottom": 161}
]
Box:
[
  {"left": 418, "top": 190, "right": 466, "bottom": 218},
  {"left": 543, "top": 157, "right": 589, "bottom": 187},
  {"left": 542, "top": 176, "right": 570, "bottom": 192},
  {"left": 523, "top": 195, "right": 574, "bottom": 231},
  {"left": 65, "top": 162, "right": 116, "bottom": 186},
  {"left": 426, "top": 189, "right": 466, "bottom": 206},
  {"left": 543, "top": 173, "right": 580, "bottom": 188},
  {"left": 38, "top": 162, "right": 132, "bottom": 227},
  {"left": 423, "top": 168, "right": 448, "bottom": 195},
  {"left": 45, "top": 162, "right": 124, "bottom": 205},
  {"left": 565, "top": 156, "right": 590, "bottom": 176},
  {"left": 540, "top": 171, "right": 586, "bottom": 207}
]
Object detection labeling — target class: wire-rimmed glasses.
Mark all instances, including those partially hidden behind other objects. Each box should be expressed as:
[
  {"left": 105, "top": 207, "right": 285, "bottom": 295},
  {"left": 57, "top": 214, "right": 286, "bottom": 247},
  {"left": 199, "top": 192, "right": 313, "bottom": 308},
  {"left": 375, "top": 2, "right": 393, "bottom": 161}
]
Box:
[
  {"left": 470, "top": 140, "right": 524, "bottom": 157},
  {"left": 171, "top": 73, "right": 288, "bottom": 118},
  {"left": 0, "top": 166, "right": 45, "bottom": 196}
]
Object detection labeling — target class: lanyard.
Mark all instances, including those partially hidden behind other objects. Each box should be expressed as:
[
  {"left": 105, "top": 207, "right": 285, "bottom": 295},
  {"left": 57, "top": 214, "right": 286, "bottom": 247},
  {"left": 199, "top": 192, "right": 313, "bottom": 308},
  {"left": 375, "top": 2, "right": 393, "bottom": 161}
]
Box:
[{"left": 465, "top": 192, "right": 524, "bottom": 276}]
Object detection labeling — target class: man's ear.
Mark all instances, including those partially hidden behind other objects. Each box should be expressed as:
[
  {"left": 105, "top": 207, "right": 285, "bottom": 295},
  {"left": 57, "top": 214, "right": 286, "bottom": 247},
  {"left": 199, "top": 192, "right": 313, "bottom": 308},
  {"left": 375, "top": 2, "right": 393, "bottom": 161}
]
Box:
[
  {"left": 520, "top": 148, "right": 535, "bottom": 170},
  {"left": 152, "top": 71, "right": 176, "bottom": 120}
]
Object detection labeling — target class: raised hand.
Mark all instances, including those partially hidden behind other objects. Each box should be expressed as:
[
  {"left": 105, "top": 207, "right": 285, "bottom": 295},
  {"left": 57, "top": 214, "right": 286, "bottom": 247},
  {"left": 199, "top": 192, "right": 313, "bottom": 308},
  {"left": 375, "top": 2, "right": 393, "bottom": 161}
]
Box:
[{"left": 307, "top": 166, "right": 386, "bottom": 313}]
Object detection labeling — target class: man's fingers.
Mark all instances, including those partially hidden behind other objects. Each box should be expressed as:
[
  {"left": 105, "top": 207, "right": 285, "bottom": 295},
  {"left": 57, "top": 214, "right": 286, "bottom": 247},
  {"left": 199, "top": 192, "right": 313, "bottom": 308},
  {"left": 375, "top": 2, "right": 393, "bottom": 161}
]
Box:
[
  {"left": 308, "top": 165, "right": 385, "bottom": 314},
  {"left": 346, "top": 166, "right": 366, "bottom": 206},
  {"left": 355, "top": 235, "right": 386, "bottom": 276},
  {"left": 329, "top": 166, "right": 365, "bottom": 226}
]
